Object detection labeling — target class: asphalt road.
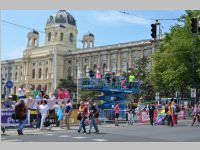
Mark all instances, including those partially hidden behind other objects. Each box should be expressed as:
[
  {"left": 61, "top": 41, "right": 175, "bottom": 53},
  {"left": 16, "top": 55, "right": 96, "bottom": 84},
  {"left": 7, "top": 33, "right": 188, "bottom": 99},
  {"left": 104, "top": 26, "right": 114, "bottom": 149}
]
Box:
[{"left": 1, "top": 121, "right": 200, "bottom": 142}]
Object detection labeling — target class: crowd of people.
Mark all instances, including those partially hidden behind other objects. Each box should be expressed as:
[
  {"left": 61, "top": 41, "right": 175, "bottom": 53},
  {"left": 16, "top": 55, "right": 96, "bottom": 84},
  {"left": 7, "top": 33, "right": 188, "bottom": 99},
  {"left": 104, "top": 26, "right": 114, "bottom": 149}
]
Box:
[
  {"left": 87, "top": 67, "right": 136, "bottom": 89},
  {"left": 1, "top": 96, "right": 200, "bottom": 136}
]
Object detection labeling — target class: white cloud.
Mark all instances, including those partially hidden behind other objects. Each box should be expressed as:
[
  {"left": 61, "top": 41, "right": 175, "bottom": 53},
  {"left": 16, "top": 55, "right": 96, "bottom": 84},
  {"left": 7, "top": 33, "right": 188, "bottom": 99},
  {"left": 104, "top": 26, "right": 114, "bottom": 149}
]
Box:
[
  {"left": 93, "top": 11, "right": 150, "bottom": 26},
  {"left": 1, "top": 47, "right": 25, "bottom": 60}
]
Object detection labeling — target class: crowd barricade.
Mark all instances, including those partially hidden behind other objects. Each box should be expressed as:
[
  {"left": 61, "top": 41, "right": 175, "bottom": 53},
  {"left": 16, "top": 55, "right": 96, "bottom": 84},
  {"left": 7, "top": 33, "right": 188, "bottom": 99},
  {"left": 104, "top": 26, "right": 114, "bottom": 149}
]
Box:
[{"left": 139, "top": 110, "right": 158, "bottom": 123}]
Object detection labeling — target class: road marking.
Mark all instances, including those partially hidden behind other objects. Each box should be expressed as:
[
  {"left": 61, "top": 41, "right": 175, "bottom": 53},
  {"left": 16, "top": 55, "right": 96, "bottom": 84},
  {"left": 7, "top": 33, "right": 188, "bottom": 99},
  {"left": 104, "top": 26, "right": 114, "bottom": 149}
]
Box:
[
  {"left": 44, "top": 134, "right": 56, "bottom": 136},
  {"left": 58, "top": 135, "right": 71, "bottom": 138},
  {"left": 1, "top": 137, "right": 8, "bottom": 140},
  {"left": 3, "top": 139, "right": 22, "bottom": 142},
  {"left": 93, "top": 139, "right": 107, "bottom": 142},
  {"left": 73, "top": 137, "right": 88, "bottom": 139}
]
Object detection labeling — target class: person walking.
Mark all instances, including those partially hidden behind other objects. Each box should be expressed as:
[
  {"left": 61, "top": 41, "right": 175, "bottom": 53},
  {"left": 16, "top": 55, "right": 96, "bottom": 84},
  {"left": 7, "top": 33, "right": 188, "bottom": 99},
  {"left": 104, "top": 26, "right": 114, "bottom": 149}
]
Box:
[
  {"left": 15, "top": 100, "right": 28, "bottom": 135},
  {"left": 114, "top": 103, "right": 120, "bottom": 126},
  {"left": 36, "top": 101, "right": 42, "bottom": 129},
  {"left": 167, "top": 101, "right": 174, "bottom": 127},
  {"left": 39, "top": 100, "right": 50, "bottom": 130},
  {"left": 128, "top": 74, "right": 135, "bottom": 88},
  {"left": 127, "top": 104, "right": 134, "bottom": 126},
  {"left": 148, "top": 103, "right": 155, "bottom": 126},
  {"left": 77, "top": 101, "right": 88, "bottom": 133},
  {"left": 65, "top": 99, "right": 73, "bottom": 130},
  {"left": 87, "top": 100, "right": 99, "bottom": 134},
  {"left": 53, "top": 101, "right": 60, "bottom": 127}
]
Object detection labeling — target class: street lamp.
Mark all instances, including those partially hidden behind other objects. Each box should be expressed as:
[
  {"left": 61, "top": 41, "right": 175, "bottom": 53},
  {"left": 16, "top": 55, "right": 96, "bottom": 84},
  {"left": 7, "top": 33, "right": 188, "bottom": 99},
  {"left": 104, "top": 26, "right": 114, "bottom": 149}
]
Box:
[{"left": 76, "top": 59, "right": 81, "bottom": 108}]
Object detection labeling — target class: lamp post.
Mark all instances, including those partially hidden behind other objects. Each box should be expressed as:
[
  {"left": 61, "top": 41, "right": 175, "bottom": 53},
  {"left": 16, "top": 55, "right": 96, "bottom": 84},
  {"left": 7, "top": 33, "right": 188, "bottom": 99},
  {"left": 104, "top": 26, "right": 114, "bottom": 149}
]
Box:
[
  {"left": 53, "top": 45, "right": 57, "bottom": 91},
  {"left": 76, "top": 60, "right": 81, "bottom": 108}
]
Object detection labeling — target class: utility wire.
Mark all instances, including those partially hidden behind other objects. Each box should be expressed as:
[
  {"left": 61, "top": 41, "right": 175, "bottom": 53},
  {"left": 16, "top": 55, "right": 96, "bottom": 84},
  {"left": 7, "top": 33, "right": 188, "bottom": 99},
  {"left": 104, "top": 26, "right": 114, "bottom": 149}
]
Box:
[
  {"left": 0, "top": 19, "right": 45, "bottom": 33},
  {"left": 118, "top": 10, "right": 181, "bottom": 22}
]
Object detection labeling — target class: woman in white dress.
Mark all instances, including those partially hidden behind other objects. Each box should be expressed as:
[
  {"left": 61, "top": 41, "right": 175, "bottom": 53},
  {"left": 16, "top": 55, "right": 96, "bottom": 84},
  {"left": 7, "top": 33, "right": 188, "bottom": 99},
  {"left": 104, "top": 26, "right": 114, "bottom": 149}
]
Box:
[{"left": 39, "top": 100, "right": 49, "bottom": 130}]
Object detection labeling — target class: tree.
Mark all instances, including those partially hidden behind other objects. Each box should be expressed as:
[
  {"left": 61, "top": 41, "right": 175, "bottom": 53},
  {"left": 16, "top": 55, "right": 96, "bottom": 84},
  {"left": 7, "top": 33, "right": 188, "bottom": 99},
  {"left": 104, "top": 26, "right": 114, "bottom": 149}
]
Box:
[
  {"left": 124, "top": 56, "right": 155, "bottom": 101},
  {"left": 58, "top": 76, "right": 77, "bottom": 92},
  {"left": 149, "top": 10, "right": 200, "bottom": 100}
]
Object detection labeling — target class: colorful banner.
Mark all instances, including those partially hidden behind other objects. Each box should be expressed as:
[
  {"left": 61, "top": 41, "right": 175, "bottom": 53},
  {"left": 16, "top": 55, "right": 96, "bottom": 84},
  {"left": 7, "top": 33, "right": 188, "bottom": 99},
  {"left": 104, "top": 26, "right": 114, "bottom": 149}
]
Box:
[
  {"left": 1, "top": 109, "right": 30, "bottom": 126},
  {"left": 139, "top": 110, "right": 158, "bottom": 123},
  {"left": 177, "top": 110, "right": 186, "bottom": 120},
  {"left": 24, "top": 98, "right": 69, "bottom": 109}
]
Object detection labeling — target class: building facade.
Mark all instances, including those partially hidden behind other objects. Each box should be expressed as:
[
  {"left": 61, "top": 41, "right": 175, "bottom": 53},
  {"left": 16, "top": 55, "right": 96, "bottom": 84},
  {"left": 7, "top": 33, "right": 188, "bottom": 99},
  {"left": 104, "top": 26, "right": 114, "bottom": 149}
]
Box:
[{"left": 1, "top": 10, "right": 156, "bottom": 96}]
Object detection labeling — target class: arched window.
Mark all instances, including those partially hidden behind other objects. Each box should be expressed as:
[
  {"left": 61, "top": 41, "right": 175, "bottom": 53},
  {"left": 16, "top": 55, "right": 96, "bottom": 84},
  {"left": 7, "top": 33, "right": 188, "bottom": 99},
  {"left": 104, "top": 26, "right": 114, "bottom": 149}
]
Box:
[
  {"left": 84, "top": 65, "right": 88, "bottom": 76},
  {"left": 122, "top": 62, "right": 128, "bottom": 73},
  {"left": 38, "top": 68, "right": 42, "bottom": 79},
  {"left": 111, "top": 62, "right": 117, "bottom": 74},
  {"left": 93, "top": 64, "right": 97, "bottom": 73},
  {"left": 70, "top": 33, "right": 74, "bottom": 43},
  {"left": 48, "top": 32, "right": 51, "bottom": 41},
  {"left": 60, "top": 32, "right": 64, "bottom": 41},
  {"left": 103, "top": 64, "right": 107, "bottom": 75},
  {"left": 32, "top": 69, "right": 35, "bottom": 79},
  {"left": 45, "top": 68, "right": 48, "bottom": 79},
  {"left": 15, "top": 72, "right": 18, "bottom": 81}
]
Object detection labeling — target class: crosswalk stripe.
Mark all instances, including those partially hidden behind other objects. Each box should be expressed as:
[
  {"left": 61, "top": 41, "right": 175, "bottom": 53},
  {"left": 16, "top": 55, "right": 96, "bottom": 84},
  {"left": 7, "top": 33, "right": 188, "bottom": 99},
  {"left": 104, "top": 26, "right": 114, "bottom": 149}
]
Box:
[
  {"left": 2, "top": 139, "right": 22, "bottom": 142},
  {"left": 73, "top": 137, "right": 88, "bottom": 139},
  {"left": 93, "top": 139, "right": 107, "bottom": 142},
  {"left": 44, "top": 134, "right": 56, "bottom": 136},
  {"left": 58, "top": 135, "right": 71, "bottom": 138}
]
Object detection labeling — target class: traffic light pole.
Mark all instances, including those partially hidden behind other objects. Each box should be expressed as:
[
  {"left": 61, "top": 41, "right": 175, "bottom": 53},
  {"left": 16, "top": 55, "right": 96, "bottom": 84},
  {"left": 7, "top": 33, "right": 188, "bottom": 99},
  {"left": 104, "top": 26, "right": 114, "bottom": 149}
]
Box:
[{"left": 192, "top": 33, "right": 196, "bottom": 105}]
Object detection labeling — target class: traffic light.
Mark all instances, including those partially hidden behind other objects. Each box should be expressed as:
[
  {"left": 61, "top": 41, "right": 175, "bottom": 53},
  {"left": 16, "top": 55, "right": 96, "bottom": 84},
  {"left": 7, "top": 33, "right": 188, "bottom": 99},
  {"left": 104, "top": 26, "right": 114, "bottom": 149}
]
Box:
[
  {"left": 191, "top": 17, "right": 198, "bottom": 33},
  {"left": 151, "top": 24, "right": 157, "bottom": 39}
]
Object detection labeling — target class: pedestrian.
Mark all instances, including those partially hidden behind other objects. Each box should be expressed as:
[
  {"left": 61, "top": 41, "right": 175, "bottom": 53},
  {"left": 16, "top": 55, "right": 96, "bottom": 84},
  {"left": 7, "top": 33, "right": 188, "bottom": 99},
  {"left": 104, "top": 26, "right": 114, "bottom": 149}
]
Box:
[
  {"left": 4, "top": 96, "right": 13, "bottom": 109},
  {"left": 167, "top": 101, "right": 174, "bottom": 127},
  {"left": 89, "top": 69, "right": 95, "bottom": 79},
  {"left": 172, "top": 99, "right": 179, "bottom": 126},
  {"left": 192, "top": 104, "right": 200, "bottom": 126},
  {"left": 148, "top": 103, "right": 155, "bottom": 126},
  {"left": 87, "top": 100, "right": 99, "bottom": 134},
  {"left": 77, "top": 101, "right": 88, "bottom": 133},
  {"left": 127, "top": 104, "right": 134, "bottom": 126},
  {"left": 15, "top": 100, "right": 28, "bottom": 135},
  {"left": 60, "top": 101, "right": 66, "bottom": 127},
  {"left": 36, "top": 101, "right": 42, "bottom": 129},
  {"left": 112, "top": 73, "right": 116, "bottom": 88},
  {"left": 114, "top": 102, "right": 120, "bottom": 126},
  {"left": 128, "top": 74, "right": 135, "bottom": 88},
  {"left": 17, "top": 86, "right": 26, "bottom": 99},
  {"left": 53, "top": 101, "right": 60, "bottom": 127},
  {"left": 39, "top": 100, "right": 50, "bottom": 130},
  {"left": 65, "top": 99, "right": 73, "bottom": 130},
  {"left": 105, "top": 71, "right": 111, "bottom": 86}
]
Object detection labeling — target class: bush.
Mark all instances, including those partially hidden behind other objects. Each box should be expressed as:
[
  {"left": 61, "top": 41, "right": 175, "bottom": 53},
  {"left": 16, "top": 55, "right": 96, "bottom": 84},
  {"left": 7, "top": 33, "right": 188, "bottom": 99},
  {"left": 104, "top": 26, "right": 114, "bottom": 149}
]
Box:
[
  {"left": 11, "top": 94, "right": 18, "bottom": 101},
  {"left": 1, "top": 94, "right": 5, "bottom": 99}
]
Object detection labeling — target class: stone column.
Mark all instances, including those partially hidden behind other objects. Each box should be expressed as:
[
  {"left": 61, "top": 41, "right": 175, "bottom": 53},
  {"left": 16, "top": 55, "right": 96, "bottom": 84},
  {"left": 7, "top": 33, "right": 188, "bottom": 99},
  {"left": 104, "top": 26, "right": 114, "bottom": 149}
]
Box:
[
  {"left": 107, "top": 52, "right": 111, "bottom": 72},
  {"left": 117, "top": 51, "right": 121, "bottom": 75},
  {"left": 128, "top": 49, "right": 132, "bottom": 69}
]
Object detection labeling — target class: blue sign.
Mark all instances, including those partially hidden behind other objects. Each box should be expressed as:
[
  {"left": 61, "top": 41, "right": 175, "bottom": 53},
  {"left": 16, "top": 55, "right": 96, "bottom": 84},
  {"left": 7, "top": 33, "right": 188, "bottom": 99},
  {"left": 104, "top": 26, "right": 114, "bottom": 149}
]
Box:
[
  {"left": 6, "top": 80, "right": 13, "bottom": 89},
  {"left": 1, "top": 109, "right": 30, "bottom": 126}
]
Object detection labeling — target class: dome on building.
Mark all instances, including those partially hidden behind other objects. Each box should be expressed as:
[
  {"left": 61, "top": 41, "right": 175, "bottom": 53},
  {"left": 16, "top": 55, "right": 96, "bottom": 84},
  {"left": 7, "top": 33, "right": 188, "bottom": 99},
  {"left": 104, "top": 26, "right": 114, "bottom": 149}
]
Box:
[
  {"left": 46, "top": 10, "right": 76, "bottom": 26},
  {"left": 84, "top": 32, "right": 94, "bottom": 37}
]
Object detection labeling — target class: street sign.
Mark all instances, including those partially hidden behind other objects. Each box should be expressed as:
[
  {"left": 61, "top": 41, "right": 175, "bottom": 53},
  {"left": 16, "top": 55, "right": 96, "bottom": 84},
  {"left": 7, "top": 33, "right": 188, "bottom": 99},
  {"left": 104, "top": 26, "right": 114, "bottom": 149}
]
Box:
[
  {"left": 6, "top": 80, "right": 13, "bottom": 89},
  {"left": 191, "top": 88, "right": 196, "bottom": 98}
]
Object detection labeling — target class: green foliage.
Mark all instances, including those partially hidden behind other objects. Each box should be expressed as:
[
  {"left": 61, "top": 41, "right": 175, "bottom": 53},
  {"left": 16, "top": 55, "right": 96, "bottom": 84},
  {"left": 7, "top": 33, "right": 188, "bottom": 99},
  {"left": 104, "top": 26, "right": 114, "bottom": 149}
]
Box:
[
  {"left": 126, "top": 56, "right": 155, "bottom": 101},
  {"left": 12, "top": 94, "right": 18, "bottom": 101},
  {"left": 79, "top": 90, "right": 101, "bottom": 100},
  {"left": 58, "top": 76, "right": 77, "bottom": 92},
  {"left": 1, "top": 94, "right": 5, "bottom": 99},
  {"left": 149, "top": 10, "right": 200, "bottom": 97}
]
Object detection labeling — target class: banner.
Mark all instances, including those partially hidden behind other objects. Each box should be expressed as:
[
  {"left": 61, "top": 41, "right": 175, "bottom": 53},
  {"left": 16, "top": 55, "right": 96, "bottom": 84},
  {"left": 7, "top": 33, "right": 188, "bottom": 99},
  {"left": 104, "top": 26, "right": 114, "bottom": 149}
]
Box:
[
  {"left": 1, "top": 109, "right": 30, "bottom": 126},
  {"left": 177, "top": 110, "right": 186, "bottom": 120},
  {"left": 139, "top": 110, "right": 158, "bottom": 123},
  {"left": 24, "top": 98, "right": 69, "bottom": 109}
]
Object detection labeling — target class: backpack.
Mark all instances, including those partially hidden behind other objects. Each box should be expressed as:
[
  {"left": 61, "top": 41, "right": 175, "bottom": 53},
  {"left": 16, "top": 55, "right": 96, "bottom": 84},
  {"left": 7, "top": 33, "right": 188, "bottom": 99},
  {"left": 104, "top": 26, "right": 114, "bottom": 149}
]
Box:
[{"left": 65, "top": 105, "right": 71, "bottom": 113}]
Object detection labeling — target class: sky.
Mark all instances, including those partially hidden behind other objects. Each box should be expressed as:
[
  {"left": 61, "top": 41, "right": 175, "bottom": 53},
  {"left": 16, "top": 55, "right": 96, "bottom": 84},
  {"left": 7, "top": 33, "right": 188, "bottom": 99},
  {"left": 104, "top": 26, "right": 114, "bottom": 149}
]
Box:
[{"left": 1, "top": 10, "right": 185, "bottom": 60}]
